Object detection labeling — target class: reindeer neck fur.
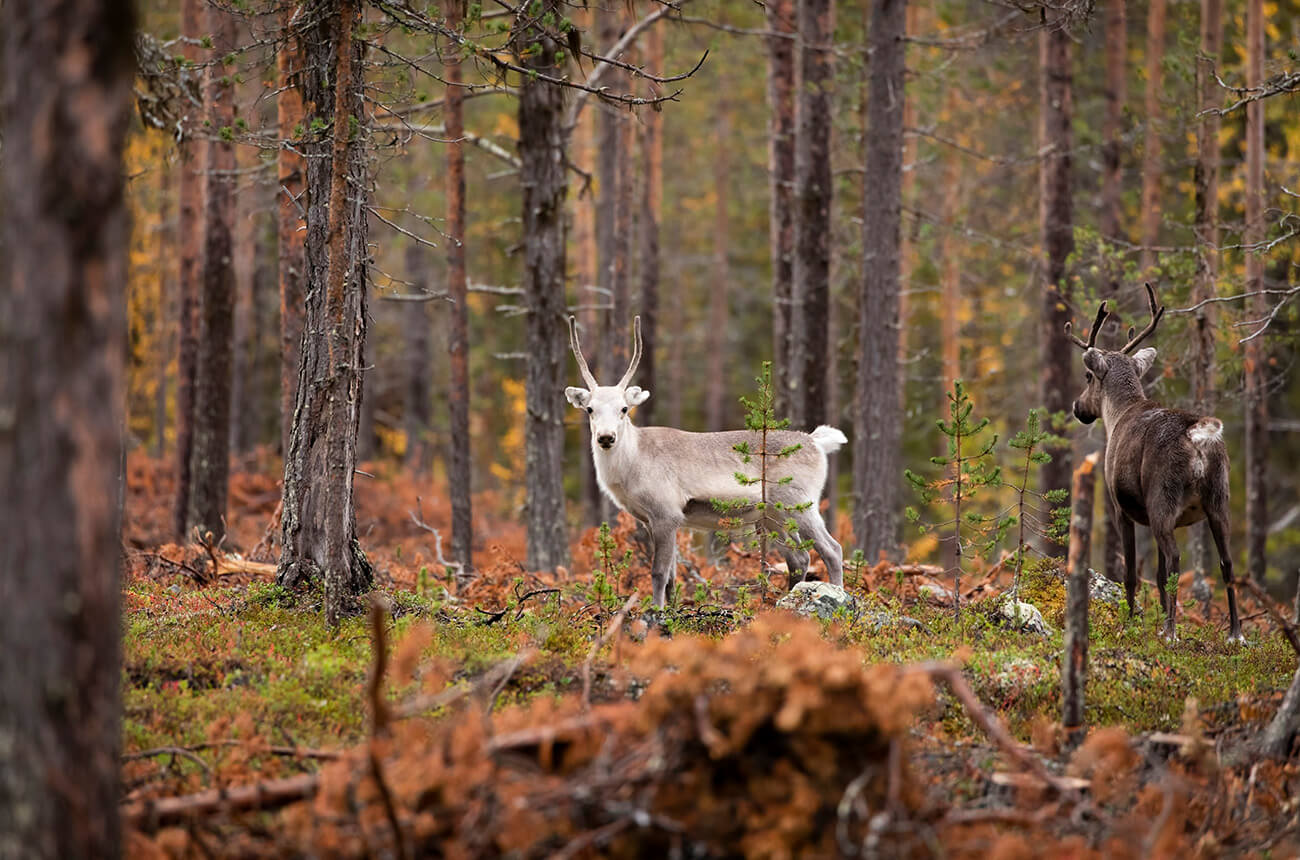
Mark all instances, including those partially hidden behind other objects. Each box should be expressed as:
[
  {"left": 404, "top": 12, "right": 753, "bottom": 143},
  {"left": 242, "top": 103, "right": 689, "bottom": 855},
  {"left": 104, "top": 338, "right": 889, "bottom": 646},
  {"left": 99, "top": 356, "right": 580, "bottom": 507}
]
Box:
[
  {"left": 591, "top": 421, "right": 642, "bottom": 513},
  {"left": 1100, "top": 375, "right": 1151, "bottom": 432}
]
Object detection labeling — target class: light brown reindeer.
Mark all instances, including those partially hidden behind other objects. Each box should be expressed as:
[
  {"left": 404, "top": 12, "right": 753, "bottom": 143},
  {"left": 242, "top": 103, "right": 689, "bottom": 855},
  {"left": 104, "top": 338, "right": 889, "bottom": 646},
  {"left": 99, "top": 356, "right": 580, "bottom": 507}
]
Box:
[
  {"left": 1067, "top": 283, "right": 1242, "bottom": 642},
  {"left": 565, "top": 315, "right": 847, "bottom": 608}
]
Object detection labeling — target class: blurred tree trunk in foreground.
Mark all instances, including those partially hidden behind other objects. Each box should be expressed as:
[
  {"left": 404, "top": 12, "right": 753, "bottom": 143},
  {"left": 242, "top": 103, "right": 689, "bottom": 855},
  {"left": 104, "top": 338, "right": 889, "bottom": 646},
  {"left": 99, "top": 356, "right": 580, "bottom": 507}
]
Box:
[{"left": 0, "top": 0, "right": 135, "bottom": 855}]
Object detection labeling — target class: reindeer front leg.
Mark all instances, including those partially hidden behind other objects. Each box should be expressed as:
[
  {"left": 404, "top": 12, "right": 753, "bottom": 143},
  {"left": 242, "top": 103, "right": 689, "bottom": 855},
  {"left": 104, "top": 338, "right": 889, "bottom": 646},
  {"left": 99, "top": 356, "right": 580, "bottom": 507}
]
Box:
[{"left": 646, "top": 514, "right": 682, "bottom": 608}]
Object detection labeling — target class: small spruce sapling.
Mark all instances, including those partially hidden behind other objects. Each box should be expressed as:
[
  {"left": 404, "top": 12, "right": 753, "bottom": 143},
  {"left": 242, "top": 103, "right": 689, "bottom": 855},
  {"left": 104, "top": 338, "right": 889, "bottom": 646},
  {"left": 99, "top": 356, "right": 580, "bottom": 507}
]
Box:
[
  {"left": 588, "top": 522, "right": 633, "bottom": 612},
  {"left": 1005, "top": 408, "right": 1070, "bottom": 599},
  {"left": 712, "top": 361, "right": 814, "bottom": 597},
  {"left": 905, "top": 380, "right": 1007, "bottom": 619}
]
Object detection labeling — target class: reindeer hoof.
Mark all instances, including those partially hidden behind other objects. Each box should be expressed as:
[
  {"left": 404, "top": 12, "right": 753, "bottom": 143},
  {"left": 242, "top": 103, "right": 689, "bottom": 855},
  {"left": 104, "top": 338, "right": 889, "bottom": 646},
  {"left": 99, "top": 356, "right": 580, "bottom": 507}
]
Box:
[
  {"left": 1160, "top": 627, "right": 1179, "bottom": 644},
  {"left": 1227, "top": 632, "right": 1246, "bottom": 646}
]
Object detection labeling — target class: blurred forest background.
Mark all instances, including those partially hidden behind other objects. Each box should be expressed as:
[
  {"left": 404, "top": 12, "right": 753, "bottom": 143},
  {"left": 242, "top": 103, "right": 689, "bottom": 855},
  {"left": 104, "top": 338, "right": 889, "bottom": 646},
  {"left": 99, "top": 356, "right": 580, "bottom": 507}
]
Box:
[{"left": 123, "top": 0, "right": 1299, "bottom": 586}]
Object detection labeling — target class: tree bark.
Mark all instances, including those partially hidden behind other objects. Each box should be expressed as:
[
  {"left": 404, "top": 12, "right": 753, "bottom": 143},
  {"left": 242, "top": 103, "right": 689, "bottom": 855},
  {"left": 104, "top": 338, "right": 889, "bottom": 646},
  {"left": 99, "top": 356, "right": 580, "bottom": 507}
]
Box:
[
  {"left": 0, "top": 1, "right": 134, "bottom": 855},
  {"left": 789, "top": 0, "right": 835, "bottom": 431},
  {"left": 175, "top": 0, "right": 205, "bottom": 536},
  {"left": 853, "top": 0, "right": 907, "bottom": 561},
  {"left": 446, "top": 0, "right": 474, "bottom": 570},
  {"left": 1263, "top": 662, "right": 1300, "bottom": 758},
  {"left": 516, "top": 2, "right": 571, "bottom": 571},
  {"left": 595, "top": 8, "right": 621, "bottom": 382},
  {"left": 574, "top": 94, "right": 604, "bottom": 527},
  {"left": 1190, "top": 0, "right": 1224, "bottom": 590},
  {"left": 404, "top": 243, "right": 434, "bottom": 475},
  {"left": 1138, "top": 0, "right": 1167, "bottom": 277},
  {"left": 766, "top": 0, "right": 797, "bottom": 414},
  {"left": 637, "top": 22, "right": 663, "bottom": 428},
  {"left": 1064, "top": 453, "right": 1098, "bottom": 746},
  {"left": 186, "top": 3, "right": 240, "bottom": 542},
  {"left": 278, "top": 2, "right": 307, "bottom": 458},
  {"left": 277, "top": 0, "right": 374, "bottom": 622},
  {"left": 1243, "top": 0, "right": 1267, "bottom": 582},
  {"left": 706, "top": 97, "right": 732, "bottom": 432},
  {"left": 1099, "top": 0, "right": 1127, "bottom": 585},
  {"left": 1038, "top": 13, "right": 1074, "bottom": 554}
]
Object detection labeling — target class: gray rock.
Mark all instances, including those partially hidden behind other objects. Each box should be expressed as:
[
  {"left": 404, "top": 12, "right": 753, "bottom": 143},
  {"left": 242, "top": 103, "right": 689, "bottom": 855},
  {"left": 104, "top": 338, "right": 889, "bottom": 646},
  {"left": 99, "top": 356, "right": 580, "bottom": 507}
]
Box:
[
  {"left": 863, "top": 610, "right": 928, "bottom": 633},
  {"left": 776, "top": 581, "right": 857, "bottom": 620},
  {"left": 1087, "top": 569, "right": 1124, "bottom": 605},
  {"left": 997, "top": 596, "right": 1052, "bottom": 635}
]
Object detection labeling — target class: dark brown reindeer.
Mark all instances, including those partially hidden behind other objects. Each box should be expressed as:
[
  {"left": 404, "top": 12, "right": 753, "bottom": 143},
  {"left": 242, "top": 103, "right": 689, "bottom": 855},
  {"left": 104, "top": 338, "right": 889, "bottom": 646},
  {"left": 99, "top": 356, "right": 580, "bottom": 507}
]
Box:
[{"left": 1067, "top": 283, "right": 1242, "bottom": 643}]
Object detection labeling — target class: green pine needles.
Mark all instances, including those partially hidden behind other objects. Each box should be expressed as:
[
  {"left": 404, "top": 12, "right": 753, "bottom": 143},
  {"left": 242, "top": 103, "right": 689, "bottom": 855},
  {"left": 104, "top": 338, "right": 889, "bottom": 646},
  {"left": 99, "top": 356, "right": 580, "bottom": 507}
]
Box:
[{"left": 712, "top": 361, "right": 813, "bottom": 597}]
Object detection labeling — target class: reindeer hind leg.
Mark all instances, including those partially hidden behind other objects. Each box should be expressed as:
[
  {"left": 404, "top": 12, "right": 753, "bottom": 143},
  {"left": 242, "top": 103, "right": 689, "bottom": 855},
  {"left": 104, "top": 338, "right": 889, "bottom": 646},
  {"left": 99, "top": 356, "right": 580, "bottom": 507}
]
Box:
[{"left": 1207, "top": 506, "right": 1243, "bottom": 643}]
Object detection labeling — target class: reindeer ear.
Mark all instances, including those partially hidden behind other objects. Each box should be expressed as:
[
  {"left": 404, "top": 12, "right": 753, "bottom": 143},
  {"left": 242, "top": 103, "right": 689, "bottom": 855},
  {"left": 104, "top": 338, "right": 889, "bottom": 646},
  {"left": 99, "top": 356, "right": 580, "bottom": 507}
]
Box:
[
  {"left": 1083, "top": 348, "right": 1108, "bottom": 378},
  {"left": 565, "top": 387, "right": 591, "bottom": 409},
  {"left": 1133, "top": 347, "right": 1157, "bottom": 377},
  {"left": 624, "top": 386, "right": 650, "bottom": 407}
]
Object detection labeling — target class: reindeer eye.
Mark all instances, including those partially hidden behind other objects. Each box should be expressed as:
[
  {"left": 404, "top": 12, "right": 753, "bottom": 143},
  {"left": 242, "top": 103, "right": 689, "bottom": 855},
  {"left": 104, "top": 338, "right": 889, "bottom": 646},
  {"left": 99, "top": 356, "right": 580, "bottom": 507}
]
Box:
[
  {"left": 621, "top": 407, "right": 628, "bottom": 414},
  {"left": 1085, "top": 371, "right": 1094, "bottom": 383},
  {"left": 586, "top": 407, "right": 593, "bottom": 414}
]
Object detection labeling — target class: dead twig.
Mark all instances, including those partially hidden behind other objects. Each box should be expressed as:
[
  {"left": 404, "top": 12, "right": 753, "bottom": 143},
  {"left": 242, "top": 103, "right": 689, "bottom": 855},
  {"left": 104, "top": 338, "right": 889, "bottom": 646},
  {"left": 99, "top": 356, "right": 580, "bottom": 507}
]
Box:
[
  {"left": 366, "top": 597, "right": 407, "bottom": 858},
  {"left": 582, "top": 592, "right": 639, "bottom": 710},
  {"left": 1240, "top": 578, "right": 1300, "bottom": 657},
  {"left": 907, "top": 661, "right": 1081, "bottom": 796},
  {"left": 122, "top": 773, "right": 320, "bottom": 831}
]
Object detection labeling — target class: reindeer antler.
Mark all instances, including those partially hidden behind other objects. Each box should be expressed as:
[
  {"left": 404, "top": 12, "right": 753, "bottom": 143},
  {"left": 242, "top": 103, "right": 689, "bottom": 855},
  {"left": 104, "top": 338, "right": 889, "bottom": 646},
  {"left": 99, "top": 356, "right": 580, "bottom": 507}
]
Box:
[
  {"left": 616, "top": 315, "right": 642, "bottom": 390},
  {"left": 1064, "top": 301, "right": 1110, "bottom": 350},
  {"left": 1120, "top": 282, "right": 1165, "bottom": 354},
  {"left": 568, "top": 315, "right": 598, "bottom": 389}
]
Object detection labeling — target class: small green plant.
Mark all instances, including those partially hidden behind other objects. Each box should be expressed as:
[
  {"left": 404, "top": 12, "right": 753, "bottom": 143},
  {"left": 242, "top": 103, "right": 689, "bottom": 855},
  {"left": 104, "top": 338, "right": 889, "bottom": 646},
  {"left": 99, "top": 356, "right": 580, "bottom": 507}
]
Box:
[
  {"left": 588, "top": 522, "right": 632, "bottom": 612},
  {"left": 712, "top": 361, "right": 814, "bottom": 598},
  {"left": 906, "top": 380, "right": 1009, "bottom": 619},
  {"left": 1005, "top": 409, "right": 1070, "bottom": 598}
]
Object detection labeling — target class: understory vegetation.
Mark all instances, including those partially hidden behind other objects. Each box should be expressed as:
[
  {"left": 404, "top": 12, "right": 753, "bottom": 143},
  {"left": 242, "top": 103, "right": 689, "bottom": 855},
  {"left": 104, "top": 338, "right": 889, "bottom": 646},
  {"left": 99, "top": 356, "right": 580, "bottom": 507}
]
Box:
[{"left": 123, "top": 454, "right": 1300, "bottom": 856}]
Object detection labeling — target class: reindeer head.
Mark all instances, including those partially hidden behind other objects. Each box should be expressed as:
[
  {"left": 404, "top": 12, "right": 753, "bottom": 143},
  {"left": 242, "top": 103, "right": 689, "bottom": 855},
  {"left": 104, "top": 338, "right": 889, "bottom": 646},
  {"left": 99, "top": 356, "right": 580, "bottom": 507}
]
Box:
[
  {"left": 1066, "top": 283, "right": 1164, "bottom": 425},
  {"left": 565, "top": 316, "right": 649, "bottom": 450}
]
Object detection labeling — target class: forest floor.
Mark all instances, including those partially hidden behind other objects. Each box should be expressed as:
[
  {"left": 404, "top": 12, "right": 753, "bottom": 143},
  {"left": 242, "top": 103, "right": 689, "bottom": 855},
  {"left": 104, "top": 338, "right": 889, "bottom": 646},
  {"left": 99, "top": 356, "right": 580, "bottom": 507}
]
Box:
[{"left": 121, "top": 452, "right": 1300, "bottom": 858}]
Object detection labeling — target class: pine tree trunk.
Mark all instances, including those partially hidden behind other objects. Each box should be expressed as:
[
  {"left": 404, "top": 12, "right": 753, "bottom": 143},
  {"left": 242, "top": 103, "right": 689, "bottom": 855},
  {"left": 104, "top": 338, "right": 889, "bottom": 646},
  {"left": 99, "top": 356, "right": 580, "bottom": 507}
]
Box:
[
  {"left": 574, "top": 100, "right": 604, "bottom": 527},
  {"left": 516, "top": 2, "right": 571, "bottom": 571},
  {"left": 706, "top": 99, "right": 732, "bottom": 432},
  {"left": 404, "top": 244, "right": 434, "bottom": 475},
  {"left": 155, "top": 163, "right": 175, "bottom": 458},
  {"left": 1190, "top": 0, "right": 1223, "bottom": 589},
  {"left": 1064, "top": 454, "right": 1098, "bottom": 746},
  {"left": 1038, "top": 13, "right": 1075, "bottom": 554},
  {"left": 1243, "top": 0, "right": 1268, "bottom": 582},
  {"left": 637, "top": 22, "right": 663, "bottom": 428},
  {"left": 853, "top": 0, "right": 907, "bottom": 561},
  {"left": 1099, "top": 0, "right": 1127, "bottom": 585},
  {"left": 595, "top": 8, "right": 621, "bottom": 381},
  {"left": 175, "top": 0, "right": 205, "bottom": 536},
  {"left": 611, "top": 111, "right": 633, "bottom": 374},
  {"left": 765, "top": 0, "right": 797, "bottom": 413},
  {"left": 1138, "top": 0, "right": 1167, "bottom": 277},
  {"left": 789, "top": 0, "right": 835, "bottom": 431},
  {"left": 186, "top": 3, "right": 239, "bottom": 542},
  {"left": 446, "top": 0, "right": 474, "bottom": 569},
  {"left": 0, "top": 1, "right": 134, "bottom": 854},
  {"left": 278, "top": 3, "right": 307, "bottom": 458},
  {"left": 896, "top": 3, "right": 918, "bottom": 369},
  {"left": 277, "top": 0, "right": 374, "bottom": 621}
]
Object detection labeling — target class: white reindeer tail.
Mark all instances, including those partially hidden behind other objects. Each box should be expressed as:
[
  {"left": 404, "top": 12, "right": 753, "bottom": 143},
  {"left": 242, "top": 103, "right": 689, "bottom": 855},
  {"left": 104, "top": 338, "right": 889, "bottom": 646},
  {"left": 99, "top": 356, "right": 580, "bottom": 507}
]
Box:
[
  {"left": 1188, "top": 417, "right": 1223, "bottom": 447},
  {"left": 810, "top": 425, "right": 848, "bottom": 455}
]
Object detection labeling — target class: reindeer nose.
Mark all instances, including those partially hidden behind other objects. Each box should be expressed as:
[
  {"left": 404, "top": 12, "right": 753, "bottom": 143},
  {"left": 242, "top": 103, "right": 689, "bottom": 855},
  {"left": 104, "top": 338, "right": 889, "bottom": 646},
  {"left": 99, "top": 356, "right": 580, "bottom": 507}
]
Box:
[{"left": 597, "top": 434, "right": 615, "bottom": 449}]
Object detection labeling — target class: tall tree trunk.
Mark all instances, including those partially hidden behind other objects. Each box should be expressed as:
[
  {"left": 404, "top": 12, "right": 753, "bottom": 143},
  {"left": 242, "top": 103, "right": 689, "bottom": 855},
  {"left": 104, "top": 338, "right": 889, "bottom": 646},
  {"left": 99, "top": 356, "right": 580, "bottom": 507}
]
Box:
[
  {"left": 766, "top": 0, "right": 797, "bottom": 413},
  {"left": 445, "top": 0, "right": 474, "bottom": 570},
  {"left": 611, "top": 112, "right": 634, "bottom": 373},
  {"left": 1099, "top": 0, "right": 1127, "bottom": 584},
  {"left": 637, "top": 22, "right": 663, "bottom": 428},
  {"left": 1243, "top": 0, "right": 1267, "bottom": 582},
  {"left": 516, "top": 3, "right": 570, "bottom": 571},
  {"left": 1138, "top": 0, "right": 1167, "bottom": 277},
  {"left": 896, "top": 2, "right": 918, "bottom": 370},
  {"left": 706, "top": 98, "right": 732, "bottom": 432},
  {"left": 186, "top": 3, "right": 239, "bottom": 542},
  {"left": 404, "top": 244, "right": 434, "bottom": 475},
  {"left": 1190, "top": 0, "right": 1224, "bottom": 590},
  {"left": 854, "top": 0, "right": 907, "bottom": 561},
  {"left": 0, "top": 0, "right": 134, "bottom": 854},
  {"left": 595, "top": 9, "right": 621, "bottom": 381},
  {"left": 175, "top": 0, "right": 205, "bottom": 536},
  {"left": 574, "top": 96, "right": 604, "bottom": 527},
  {"left": 155, "top": 162, "right": 175, "bottom": 458},
  {"left": 789, "top": 0, "right": 835, "bottom": 431},
  {"left": 1038, "top": 12, "right": 1075, "bottom": 553},
  {"left": 277, "top": 0, "right": 374, "bottom": 622},
  {"left": 278, "top": 3, "right": 307, "bottom": 458}
]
